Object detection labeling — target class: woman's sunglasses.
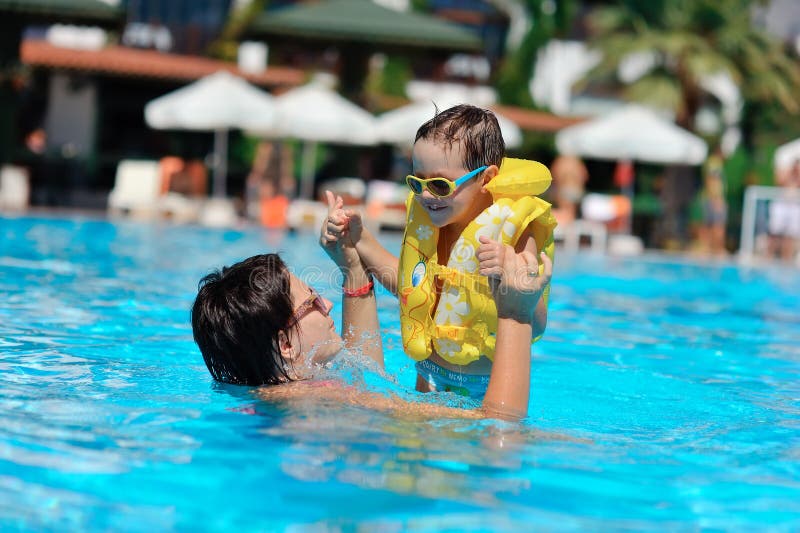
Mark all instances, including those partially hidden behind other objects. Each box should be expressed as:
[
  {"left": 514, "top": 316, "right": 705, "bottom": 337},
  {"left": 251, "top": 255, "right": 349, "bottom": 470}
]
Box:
[
  {"left": 405, "top": 165, "right": 488, "bottom": 198},
  {"left": 289, "top": 288, "right": 327, "bottom": 326}
]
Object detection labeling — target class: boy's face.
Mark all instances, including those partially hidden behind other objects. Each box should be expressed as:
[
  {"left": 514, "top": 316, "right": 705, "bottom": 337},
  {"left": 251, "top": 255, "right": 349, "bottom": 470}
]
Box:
[{"left": 410, "top": 138, "right": 487, "bottom": 229}]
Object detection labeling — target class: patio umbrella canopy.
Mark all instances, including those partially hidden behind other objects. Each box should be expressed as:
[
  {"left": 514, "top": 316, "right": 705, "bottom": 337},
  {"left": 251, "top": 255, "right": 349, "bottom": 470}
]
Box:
[
  {"left": 555, "top": 105, "right": 708, "bottom": 235},
  {"left": 247, "top": 0, "right": 482, "bottom": 100},
  {"left": 555, "top": 105, "right": 708, "bottom": 165},
  {"left": 248, "top": 0, "right": 481, "bottom": 51},
  {"left": 775, "top": 137, "right": 800, "bottom": 173},
  {"left": 145, "top": 71, "right": 277, "bottom": 197},
  {"left": 376, "top": 100, "right": 523, "bottom": 149},
  {"left": 251, "top": 77, "right": 378, "bottom": 199},
  {"left": 0, "top": 0, "right": 122, "bottom": 24},
  {"left": 259, "top": 81, "right": 377, "bottom": 145}
]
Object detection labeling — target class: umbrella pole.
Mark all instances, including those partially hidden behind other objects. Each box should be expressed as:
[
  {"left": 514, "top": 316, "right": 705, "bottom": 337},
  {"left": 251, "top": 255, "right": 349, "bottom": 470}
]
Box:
[
  {"left": 212, "top": 128, "right": 228, "bottom": 198},
  {"left": 300, "top": 141, "right": 317, "bottom": 200}
]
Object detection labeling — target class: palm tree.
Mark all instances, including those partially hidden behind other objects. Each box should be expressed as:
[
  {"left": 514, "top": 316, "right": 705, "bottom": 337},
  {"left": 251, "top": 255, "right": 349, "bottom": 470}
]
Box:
[
  {"left": 495, "top": 0, "right": 577, "bottom": 107},
  {"left": 585, "top": 0, "right": 800, "bottom": 137}
]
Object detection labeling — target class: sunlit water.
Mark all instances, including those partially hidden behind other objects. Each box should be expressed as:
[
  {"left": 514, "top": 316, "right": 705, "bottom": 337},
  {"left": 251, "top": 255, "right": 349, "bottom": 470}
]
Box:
[{"left": 1, "top": 214, "right": 799, "bottom": 531}]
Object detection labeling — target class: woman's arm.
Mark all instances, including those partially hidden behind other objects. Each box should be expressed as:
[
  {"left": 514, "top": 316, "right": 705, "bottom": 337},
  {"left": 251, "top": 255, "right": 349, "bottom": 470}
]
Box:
[
  {"left": 259, "top": 381, "right": 484, "bottom": 419},
  {"left": 320, "top": 191, "right": 384, "bottom": 368},
  {"left": 340, "top": 261, "right": 383, "bottom": 368},
  {"left": 514, "top": 226, "right": 549, "bottom": 339},
  {"left": 477, "top": 236, "right": 554, "bottom": 420}
]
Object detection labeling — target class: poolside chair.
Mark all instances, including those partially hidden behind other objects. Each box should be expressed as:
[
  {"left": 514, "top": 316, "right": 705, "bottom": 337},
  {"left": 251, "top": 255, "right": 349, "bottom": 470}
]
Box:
[
  {"left": 107, "top": 159, "right": 162, "bottom": 219},
  {"left": 287, "top": 199, "right": 326, "bottom": 230},
  {"left": 580, "top": 193, "right": 643, "bottom": 255},
  {"left": 0, "top": 165, "right": 30, "bottom": 212},
  {"left": 554, "top": 193, "right": 644, "bottom": 255},
  {"left": 553, "top": 193, "right": 613, "bottom": 254},
  {"left": 554, "top": 217, "right": 608, "bottom": 254},
  {"left": 317, "top": 177, "right": 366, "bottom": 205},
  {"left": 366, "top": 179, "right": 407, "bottom": 232},
  {"left": 199, "top": 197, "right": 239, "bottom": 228}
]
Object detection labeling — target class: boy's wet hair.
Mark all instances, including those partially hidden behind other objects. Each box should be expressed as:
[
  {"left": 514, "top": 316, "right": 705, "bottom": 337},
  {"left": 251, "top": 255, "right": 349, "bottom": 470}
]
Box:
[
  {"left": 191, "top": 253, "right": 295, "bottom": 386},
  {"left": 415, "top": 103, "right": 505, "bottom": 170}
]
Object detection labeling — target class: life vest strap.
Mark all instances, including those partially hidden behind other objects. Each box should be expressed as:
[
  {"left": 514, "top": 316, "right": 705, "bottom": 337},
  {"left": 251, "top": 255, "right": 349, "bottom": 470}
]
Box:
[
  {"left": 429, "top": 263, "right": 491, "bottom": 295},
  {"left": 435, "top": 323, "right": 489, "bottom": 342}
]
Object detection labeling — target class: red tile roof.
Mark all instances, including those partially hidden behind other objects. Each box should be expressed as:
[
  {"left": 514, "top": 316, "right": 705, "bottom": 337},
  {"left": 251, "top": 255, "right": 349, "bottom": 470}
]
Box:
[{"left": 20, "top": 39, "right": 305, "bottom": 88}]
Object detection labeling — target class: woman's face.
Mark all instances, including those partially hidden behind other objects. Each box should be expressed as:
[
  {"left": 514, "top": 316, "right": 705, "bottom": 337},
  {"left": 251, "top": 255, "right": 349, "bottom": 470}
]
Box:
[{"left": 287, "top": 274, "right": 342, "bottom": 372}]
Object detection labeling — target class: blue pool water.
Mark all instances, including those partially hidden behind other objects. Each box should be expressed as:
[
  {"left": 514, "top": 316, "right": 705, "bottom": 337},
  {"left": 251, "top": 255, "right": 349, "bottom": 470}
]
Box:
[{"left": 1, "top": 214, "right": 799, "bottom": 531}]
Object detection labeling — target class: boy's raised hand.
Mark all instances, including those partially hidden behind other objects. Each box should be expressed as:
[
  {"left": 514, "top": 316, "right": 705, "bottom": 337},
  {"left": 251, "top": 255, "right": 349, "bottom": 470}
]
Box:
[
  {"left": 320, "top": 190, "right": 361, "bottom": 269},
  {"left": 476, "top": 234, "right": 553, "bottom": 321}
]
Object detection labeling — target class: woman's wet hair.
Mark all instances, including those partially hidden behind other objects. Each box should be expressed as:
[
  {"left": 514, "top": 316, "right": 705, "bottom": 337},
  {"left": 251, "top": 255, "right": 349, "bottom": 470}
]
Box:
[
  {"left": 415, "top": 103, "right": 505, "bottom": 170},
  {"left": 191, "top": 253, "right": 295, "bottom": 386}
]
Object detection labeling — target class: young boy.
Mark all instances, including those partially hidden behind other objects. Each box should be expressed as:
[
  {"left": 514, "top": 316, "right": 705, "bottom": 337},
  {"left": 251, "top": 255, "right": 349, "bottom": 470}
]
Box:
[{"left": 322, "top": 104, "right": 556, "bottom": 399}]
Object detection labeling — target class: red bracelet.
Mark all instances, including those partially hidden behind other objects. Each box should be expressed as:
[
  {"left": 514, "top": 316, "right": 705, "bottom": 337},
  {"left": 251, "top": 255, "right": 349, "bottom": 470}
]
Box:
[{"left": 343, "top": 279, "right": 374, "bottom": 297}]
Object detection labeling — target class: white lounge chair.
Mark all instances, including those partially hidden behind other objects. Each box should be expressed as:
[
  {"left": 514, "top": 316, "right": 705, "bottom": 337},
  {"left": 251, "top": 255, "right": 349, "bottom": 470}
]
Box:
[
  {"left": 107, "top": 160, "right": 162, "bottom": 219},
  {"left": 554, "top": 193, "right": 643, "bottom": 255},
  {"left": 0, "top": 165, "right": 30, "bottom": 212}
]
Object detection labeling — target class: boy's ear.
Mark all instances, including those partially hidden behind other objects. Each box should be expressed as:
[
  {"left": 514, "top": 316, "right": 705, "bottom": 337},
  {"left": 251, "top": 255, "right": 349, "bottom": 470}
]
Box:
[{"left": 480, "top": 165, "right": 500, "bottom": 190}]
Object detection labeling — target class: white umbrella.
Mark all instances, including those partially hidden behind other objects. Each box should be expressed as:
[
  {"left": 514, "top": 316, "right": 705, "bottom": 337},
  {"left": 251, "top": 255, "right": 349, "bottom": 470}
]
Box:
[
  {"left": 375, "top": 100, "right": 523, "bottom": 149},
  {"left": 251, "top": 78, "right": 378, "bottom": 199},
  {"left": 775, "top": 137, "right": 800, "bottom": 173},
  {"left": 555, "top": 105, "right": 708, "bottom": 165},
  {"left": 145, "top": 70, "right": 277, "bottom": 197},
  {"left": 556, "top": 105, "right": 708, "bottom": 234}
]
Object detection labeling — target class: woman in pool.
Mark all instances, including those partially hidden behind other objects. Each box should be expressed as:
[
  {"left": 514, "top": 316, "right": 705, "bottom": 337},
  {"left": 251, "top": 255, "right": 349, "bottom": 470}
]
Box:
[{"left": 191, "top": 192, "right": 552, "bottom": 420}]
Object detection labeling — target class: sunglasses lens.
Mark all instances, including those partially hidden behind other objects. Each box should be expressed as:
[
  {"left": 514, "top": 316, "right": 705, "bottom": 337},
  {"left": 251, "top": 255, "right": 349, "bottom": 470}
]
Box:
[
  {"left": 427, "top": 179, "right": 453, "bottom": 197},
  {"left": 406, "top": 176, "right": 423, "bottom": 194}
]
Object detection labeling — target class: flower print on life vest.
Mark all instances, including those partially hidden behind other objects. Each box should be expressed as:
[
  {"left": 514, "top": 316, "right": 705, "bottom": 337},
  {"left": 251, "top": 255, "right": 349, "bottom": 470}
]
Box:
[
  {"left": 434, "top": 338, "right": 462, "bottom": 358},
  {"left": 474, "top": 204, "right": 517, "bottom": 242},
  {"left": 449, "top": 237, "right": 478, "bottom": 272},
  {"left": 435, "top": 286, "right": 469, "bottom": 326},
  {"left": 416, "top": 224, "right": 433, "bottom": 241}
]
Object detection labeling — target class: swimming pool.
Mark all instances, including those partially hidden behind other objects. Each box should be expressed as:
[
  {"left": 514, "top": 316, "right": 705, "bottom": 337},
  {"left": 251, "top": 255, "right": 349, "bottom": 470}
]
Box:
[{"left": 1, "top": 214, "right": 799, "bottom": 531}]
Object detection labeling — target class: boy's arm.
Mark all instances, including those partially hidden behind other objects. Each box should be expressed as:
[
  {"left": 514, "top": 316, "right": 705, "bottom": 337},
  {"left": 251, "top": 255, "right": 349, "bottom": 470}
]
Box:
[
  {"left": 354, "top": 227, "right": 399, "bottom": 296},
  {"left": 477, "top": 236, "right": 553, "bottom": 420}
]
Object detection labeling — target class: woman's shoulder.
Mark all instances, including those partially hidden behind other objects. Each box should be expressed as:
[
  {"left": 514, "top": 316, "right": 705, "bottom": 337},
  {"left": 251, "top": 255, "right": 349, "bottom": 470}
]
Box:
[{"left": 257, "top": 379, "right": 343, "bottom": 401}]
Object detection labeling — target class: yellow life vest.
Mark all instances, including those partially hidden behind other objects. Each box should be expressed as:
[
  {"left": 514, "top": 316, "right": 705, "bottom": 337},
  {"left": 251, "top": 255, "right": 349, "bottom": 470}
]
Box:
[{"left": 398, "top": 158, "right": 557, "bottom": 366}]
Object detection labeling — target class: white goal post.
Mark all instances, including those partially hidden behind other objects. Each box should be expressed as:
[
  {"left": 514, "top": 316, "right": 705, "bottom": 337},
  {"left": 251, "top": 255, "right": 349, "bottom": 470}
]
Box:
[{"left": 739, "top": 185, "right": 800, "bottom": 265}]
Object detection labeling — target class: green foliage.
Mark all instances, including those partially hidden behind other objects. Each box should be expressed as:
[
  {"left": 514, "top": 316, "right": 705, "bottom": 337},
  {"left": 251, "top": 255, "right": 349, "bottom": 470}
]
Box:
[
  {"left": 496, "top": 0, "right": 576, "bottom": 108},
  {"left": 232, "top": 134, "right": 260, "bottom": 169},
  {"left": 366, "top": 56, "right": 411, "bottom": 102},
  {"left": 586, "top": 0, "right": 800, "bottom": 132},
  {"left": 511, "top": 130, "right": 556, "bottom": 163},
  {"left": 208, "top": 0, "right": 269, "bottom": 60}
]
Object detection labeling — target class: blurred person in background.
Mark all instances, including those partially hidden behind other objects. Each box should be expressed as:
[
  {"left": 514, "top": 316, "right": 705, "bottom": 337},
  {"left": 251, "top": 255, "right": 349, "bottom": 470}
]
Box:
[
  {"left": 550, "top": 154, "right": 588, "bottom": 225},
  {"left": 696, "top": 148, "right": 728, "bottom": 256},
  {"left": 246, "top": 141, "right": 294, "bottom": 228}
]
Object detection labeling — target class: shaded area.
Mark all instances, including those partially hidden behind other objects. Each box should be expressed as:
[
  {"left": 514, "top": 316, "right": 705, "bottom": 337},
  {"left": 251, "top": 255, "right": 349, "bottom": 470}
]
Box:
[{"left": 247, "top": 0, "right": 482, "bottom": 101}]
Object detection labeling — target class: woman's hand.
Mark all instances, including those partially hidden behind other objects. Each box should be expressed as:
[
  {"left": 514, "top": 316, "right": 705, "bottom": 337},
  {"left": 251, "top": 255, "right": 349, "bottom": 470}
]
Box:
[{"left": 476, "top": 235, "right": 553, "bottom": 322}]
